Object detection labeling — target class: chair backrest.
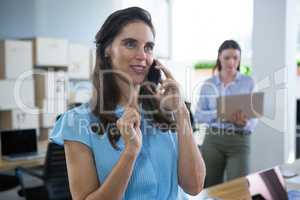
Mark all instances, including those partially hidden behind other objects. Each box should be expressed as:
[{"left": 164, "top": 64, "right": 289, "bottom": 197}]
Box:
[
  {"left": 43, "top": 142, "right": 71, "bottom": 200},
  {"left": 43, "top": 103, "right": 82, "bottom": 199},
  {"left": 184, "top": 101, "right": 196, "bottom": 131}
]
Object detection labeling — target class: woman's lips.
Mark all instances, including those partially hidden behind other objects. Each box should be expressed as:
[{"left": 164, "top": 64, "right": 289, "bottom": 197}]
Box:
[
  {"left": 130, "top": 65, "right": 146, "bottom": 75},
  {"left": 226, "top": 66, "right": 236, "bottom": 70}
]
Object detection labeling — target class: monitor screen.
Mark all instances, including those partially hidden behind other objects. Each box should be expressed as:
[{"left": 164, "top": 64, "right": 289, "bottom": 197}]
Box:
[{"left": 1, "top": 129, "right": 37, "bottom": 156}]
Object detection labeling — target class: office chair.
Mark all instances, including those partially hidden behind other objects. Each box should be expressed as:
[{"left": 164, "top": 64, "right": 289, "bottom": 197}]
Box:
[
  {"left": 0, "top": 174, "right": 19, "bottom": 192},
  {"left": 184, "top": 101, "right": 197, "bottom": 132},
  {"left": 15, "top": 142, "right": 71, "bottom": 200}
]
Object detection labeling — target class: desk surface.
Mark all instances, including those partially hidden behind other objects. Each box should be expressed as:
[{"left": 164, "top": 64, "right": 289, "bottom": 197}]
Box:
[
  {"left": 189, "top": 160, "right": 300, "bottom": 200},
  {"left": 189, "top": 177, "right": 251, "bottom": 200},
  {"left": 0, "top": 140, "right": 48, "bottom": 172}
]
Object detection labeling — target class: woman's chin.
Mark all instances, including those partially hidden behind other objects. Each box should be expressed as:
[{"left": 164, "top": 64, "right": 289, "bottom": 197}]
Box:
[
  {"left": 226, "top": 69, "right": 237, "bottom": 75},
  {"left": 132, "top": 75, "right": 146, "bottom": 85},
  {"left": 132, "top": 78, "right": 144, "bottom": 85}
]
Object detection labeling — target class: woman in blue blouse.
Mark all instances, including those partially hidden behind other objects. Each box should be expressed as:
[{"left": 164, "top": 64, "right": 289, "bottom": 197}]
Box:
[
  {"left": 194, "top": 40, "right": 257, "bottom": 187},
  {"left": 51, "top": 7, "right": 205, "bottom": 200}
]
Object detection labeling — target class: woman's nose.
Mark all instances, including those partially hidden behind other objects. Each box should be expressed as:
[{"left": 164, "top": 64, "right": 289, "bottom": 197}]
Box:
[
  {"left": 135, "top": 48, "right": 147, "bottom": 60},
  {"left": 228, "top": 59, "right": 235, "bottom": 66}
]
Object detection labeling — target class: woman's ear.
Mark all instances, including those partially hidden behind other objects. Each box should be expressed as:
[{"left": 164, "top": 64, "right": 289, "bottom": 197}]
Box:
[{"left": 105, "top": 45, "right": 112, "bottom": 57}]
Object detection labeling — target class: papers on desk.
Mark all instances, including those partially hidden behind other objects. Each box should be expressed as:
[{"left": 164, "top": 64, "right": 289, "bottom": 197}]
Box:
[
  {"left": 286, "top": 176, "right": 300, "bottom": 185},
  {"left": 281, "top": 169, "right": 298, "bottom": 178}
]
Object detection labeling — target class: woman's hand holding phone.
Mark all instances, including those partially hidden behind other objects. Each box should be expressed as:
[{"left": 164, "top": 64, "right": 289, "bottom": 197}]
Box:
[{"left": 149, "top": 60, "right": 184, "bottom": 113}]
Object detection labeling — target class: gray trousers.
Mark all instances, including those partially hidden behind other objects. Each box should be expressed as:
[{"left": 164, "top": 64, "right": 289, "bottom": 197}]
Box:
[{"left": 201, "top": 129, "right": 250, "bottom": 188}]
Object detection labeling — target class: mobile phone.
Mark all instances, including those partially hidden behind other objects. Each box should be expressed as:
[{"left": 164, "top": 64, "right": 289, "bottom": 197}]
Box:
[{"left": 147, "top": 60, "right": 161, "bottom": 84}]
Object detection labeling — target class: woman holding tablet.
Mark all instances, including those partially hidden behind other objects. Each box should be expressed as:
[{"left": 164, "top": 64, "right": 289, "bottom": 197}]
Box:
[{"left": 194, "top": 40, "right": 257, "bottom": 187}]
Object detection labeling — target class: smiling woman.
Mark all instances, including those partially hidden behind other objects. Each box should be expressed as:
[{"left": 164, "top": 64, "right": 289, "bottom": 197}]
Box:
[{"left": 50, "top": 6, "right": 206, "bottom": 200}]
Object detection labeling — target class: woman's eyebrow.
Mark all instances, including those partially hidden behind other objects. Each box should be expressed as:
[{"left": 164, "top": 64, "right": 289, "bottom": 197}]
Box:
[
  {"left": 146, "top": 41, "right": 155, "bottom": 46},
  {"left": 121, "top": 38, "right": 137, "bottom": 43},
  {"left": 121, "top": 38, "right": 155, "bottom": 45}
]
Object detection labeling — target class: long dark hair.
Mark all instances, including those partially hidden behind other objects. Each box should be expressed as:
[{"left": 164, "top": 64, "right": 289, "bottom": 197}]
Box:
[
  {"left": 92, "top": 7, "right": 175, "bottom": 150},
  {"left": 213, "top": 40, "right": 241, "bottom": 74}
]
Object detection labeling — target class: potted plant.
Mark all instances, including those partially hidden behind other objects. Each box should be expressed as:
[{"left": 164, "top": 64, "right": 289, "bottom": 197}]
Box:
[
  {"left": 297, "top": 59, "right": 300, "bottom": 76},
  {"left": 193, "top": 61, "right": 252, "bottom": 76}
]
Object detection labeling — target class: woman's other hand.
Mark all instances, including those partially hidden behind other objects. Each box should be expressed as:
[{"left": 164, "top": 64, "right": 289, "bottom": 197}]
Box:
[
  {"left": 116, "top": 85, "right": 142, "bottom": 156},
  {"left": 230, "top": 110, "right": 247, "bottom": 127}
]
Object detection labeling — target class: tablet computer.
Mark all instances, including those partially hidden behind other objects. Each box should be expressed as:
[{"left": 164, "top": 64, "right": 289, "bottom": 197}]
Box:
[{"left": 217, "top": 92, "right": 264, "bottom": 120}]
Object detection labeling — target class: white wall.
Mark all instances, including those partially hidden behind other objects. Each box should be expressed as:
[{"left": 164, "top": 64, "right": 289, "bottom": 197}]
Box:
[
  {"left": 0, "top": 0, "right": 37, "bottom": 38},
  {"left": 0, "top": 0, "right": 114, "bottom": 46},
  {"left": 171, "top": 0, "right": 253, "bottom": 62},
  {"left": 251, "top": 0, "right": 298, "bottom": 172}
]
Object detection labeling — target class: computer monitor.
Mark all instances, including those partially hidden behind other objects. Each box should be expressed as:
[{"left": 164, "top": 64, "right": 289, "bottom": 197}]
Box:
[{"left": 1, "top": 129, "right": 38, "bottom": 157}]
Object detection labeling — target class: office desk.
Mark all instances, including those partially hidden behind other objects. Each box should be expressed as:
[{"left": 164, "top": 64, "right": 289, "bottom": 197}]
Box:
[
  {"left": 189, "top": 177, "right": 251, "bottom": 200},
  {"left": 0, "top": 140, "right": 48, "bottom": 172},
  {"left": 189, "top": 160, "right": 300, "bottom": 200}
]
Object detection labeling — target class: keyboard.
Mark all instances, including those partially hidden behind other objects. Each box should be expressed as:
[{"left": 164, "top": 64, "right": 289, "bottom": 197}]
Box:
[{"left": 2, "top": 151, "right": 46, "bottom": 161}]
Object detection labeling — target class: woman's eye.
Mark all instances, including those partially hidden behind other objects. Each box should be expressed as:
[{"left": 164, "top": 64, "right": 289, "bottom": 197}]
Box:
[
  {"left": 124, "top": 41, "right": 136, "bottom": 49},
  {"left": 144, "top": 45, "right": 153, "bottom": 53}
]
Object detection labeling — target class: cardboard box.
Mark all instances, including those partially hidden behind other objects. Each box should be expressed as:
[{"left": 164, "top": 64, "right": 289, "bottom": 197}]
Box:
[
  {"left": 40, "top": 99, "right": 66, "bottom": 128},
  {"left": 68, "top": 43, "right": 90, "bottom": 79},
  {"left": 0, "top": 79, "right": 35, "bottom": 110},
  {"left": 0, "top": 40, "right": 33, "bottom": 79},
  {"left": 40, "top": 112, "right": 58, "bottom": 128},
  {"left": 34, "top": 70, "right": 68, "bottom": 108},
  {"left": 32, "top": 37, "right": 68, "bottom": 67},
  {"left": 68, "top": 80, "right": 92, "bottom": 104},
  {"left": 0, "top": 108, "right": 39, "bottom": 130},
  {"left": 39, "top": 128, "right": 53, "bottom": 141}
]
